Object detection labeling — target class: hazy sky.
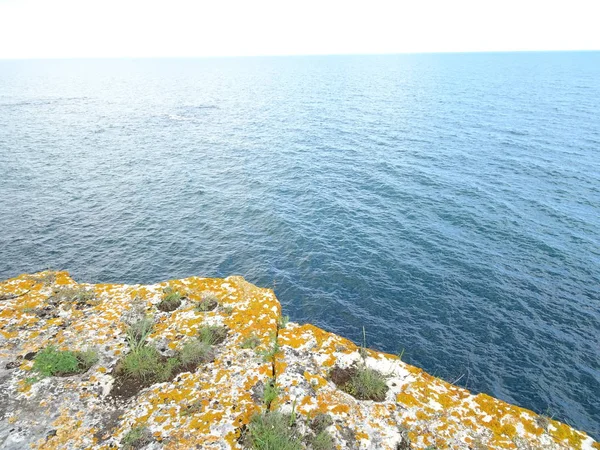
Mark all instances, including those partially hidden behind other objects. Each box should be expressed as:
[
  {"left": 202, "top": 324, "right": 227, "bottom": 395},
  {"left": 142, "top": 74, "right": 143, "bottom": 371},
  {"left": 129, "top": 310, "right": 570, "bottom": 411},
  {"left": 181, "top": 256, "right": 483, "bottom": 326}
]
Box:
[{"left": 0, "top": 0, "right": 598, "bottom": 59}]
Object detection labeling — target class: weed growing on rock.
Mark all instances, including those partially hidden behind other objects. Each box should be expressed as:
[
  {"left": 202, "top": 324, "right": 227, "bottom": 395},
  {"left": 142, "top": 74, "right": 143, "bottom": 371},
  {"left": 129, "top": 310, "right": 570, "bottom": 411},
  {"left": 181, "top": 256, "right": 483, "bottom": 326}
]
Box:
[
  {"left": 309, "top": 430, "right": 335, "bottom": 450},
  {"left": 258, "top": 334, "right": 280, "bottom": 363},
  {"left": 307, "top": 412, "right": 335, "bottom": 449},
  {"left": 330, "top": 366, "right": 388, "bottom": 401},
  {"left": 397, "top": 424, "right": 412, "bottom": 449},
  {"left": 157, "top": 287, "right": 183, "bottom": 312},
  {"left": 33, "top": 346, "right": 98, "bottom": 377},
  {"left": 112, "top": 321, "right": 219, "bottom": 398},
  {"left": 240, "top": 335, "right": 261, "bottom": 349},
  {"left": 277, "top": 315, "right": 289, "bottom": 329},
  {"left": 246, "top": 411, "right": 302, "bottom": 450},
  {"left": 196, "top": 291, "right": 219, "bottom": 311},
  {"left": 25, "top": 271, "right": 57, "bottom": 286},
  {"left": 179, "top": 340, "right": 213, "bottom": 365},
  {"left": 198, "top": 325, "right": 228, "bottom": 345},
  {"left": 181, "top": 401, "right": 203, "bottom": 416},
  {"left": 126, "top": 317, "right": 154, "bottom": 351},
  {"left": 51, "top": 285, "right": 96, "bottom": 308},
  {"left": 121, "top": 426, "right": 152, "bottom": 449},
  {"left": 263, "top": 379, "right": 279, "bottom": 408},
  {"left": 121, "top": 346, "right": 165, "bottom": 382}
]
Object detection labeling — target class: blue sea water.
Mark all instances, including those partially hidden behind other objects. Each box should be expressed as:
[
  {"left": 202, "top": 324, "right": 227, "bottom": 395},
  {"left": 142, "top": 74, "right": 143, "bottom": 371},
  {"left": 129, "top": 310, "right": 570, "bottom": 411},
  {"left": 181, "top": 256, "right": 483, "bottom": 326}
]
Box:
[{"left": 0, "top": 52, "right": 599, "bottom": 438}]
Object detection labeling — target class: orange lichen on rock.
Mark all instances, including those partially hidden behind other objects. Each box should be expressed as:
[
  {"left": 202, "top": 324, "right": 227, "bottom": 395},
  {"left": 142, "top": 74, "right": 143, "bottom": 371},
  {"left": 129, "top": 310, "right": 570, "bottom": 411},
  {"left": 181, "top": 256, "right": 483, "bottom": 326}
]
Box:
[{"left": 0, "top": 271, "right": 597, "bottom": 449}]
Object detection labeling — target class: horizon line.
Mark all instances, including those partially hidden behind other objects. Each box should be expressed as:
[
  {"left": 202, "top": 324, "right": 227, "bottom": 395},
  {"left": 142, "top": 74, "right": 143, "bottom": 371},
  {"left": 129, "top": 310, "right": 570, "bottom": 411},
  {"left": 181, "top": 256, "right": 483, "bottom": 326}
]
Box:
[{"left": 1, "top": 48, "right": 599, "bottom": 61}]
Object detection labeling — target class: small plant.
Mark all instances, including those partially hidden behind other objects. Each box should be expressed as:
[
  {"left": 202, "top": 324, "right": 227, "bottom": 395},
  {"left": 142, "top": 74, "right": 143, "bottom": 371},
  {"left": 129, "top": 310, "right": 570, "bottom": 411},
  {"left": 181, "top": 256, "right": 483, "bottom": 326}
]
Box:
[
  {"left": 263, "top": 379, "right": 279, "bottom": 408},
  {"left": 198, "top": 325, "right": 228, "bottom": 345},
  {"left": 126, "top": 317, "right": 154, "bottom": 351},
  {"left": 121, "top": 345, "right": 180, "bottom": 383},
  {"left": 121, "top": 426, "right": 152, "bottom": 449},
  {"left": 397, "top": 348, "right": 405, "bottom": 361},
  {"left": 310, "top": 430, "right": 335, "bottom": 450},
  {"left": 221, "top": 305, "right": 234, "bottom": 315},
  {"left": 157, "top": 287, "right": 183, "bottom": 312},
  {"left": 26, "top": 272, "right": 57, "bottom": 286},
  {"left": 246, "top": 412, "right": 302, "bottom": 450},
  {"left": 330, "top": 366, "right": 388, "bottom": 401},
  {"left": 345, "top": 367, "right": 388, "bottom": 401},
  {"left": 359, "top": 326, "right": 368, "bottom": 359},
  {"left": 33, "top": 346, "right": 98, "bottom": 377},
  {"left": 121, "top": 346, "right": 164, "bottom": 382},
  {"left": 52, "top": 285, "right": 96, "bottom": 306},
  {"left": 196, "top": 291, "right": 219, "bottom": 312},
  {"left": 25, "top": 375, "right": 41, "bottom": 385},
  {"left": 258, "top": 334, "right": 280, "bottom": 363},
  {"left": 241, "top": 335, "right": 261, "bottom": 349},
  {"left": 277, "top": 315, "right": 289, "bottom": 329},
  {"left": 179, "top": 340, "right": 212, "bottom": 365}
]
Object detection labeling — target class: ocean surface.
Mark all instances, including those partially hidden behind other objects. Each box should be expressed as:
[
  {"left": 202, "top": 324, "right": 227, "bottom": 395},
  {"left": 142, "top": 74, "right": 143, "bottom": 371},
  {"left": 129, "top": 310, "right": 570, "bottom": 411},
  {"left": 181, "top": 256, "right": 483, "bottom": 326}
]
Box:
[{"left": 0, "top": 52, "right": 599, "bottom": 438}]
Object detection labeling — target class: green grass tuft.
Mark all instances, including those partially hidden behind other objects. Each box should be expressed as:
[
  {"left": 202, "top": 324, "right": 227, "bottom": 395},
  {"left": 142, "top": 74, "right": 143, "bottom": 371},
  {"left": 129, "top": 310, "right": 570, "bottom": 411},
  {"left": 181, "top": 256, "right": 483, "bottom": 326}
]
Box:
[
  {"left": 196, "top": 291, "right": 219, "bottom": 312},
  {"left": 126, "top": 317, "right": 154, "bottom": 351},
  {"left": 52, "top": 285, "right": 96, "bottom": 305},
  {"left": 310, "top": 430, "right": 335, "bottom": 450},
  {"left": 121, "top": 426, "right": 152, "bottom": 449},
  {"left": 246, "top": 412, "right": 302, "bottom": 450},
  {"left": 33, "top": 346, "right": 98, "bottom": 377},
  {"left": 179, "top": 340, "right": 212, "bottom": 365},
  {"left": 157, "top": 287, "right": 183, "bottom": 312},
  {"left": 198, "top": 325, "right": 228, "bottom": 345},
  {"left": 121, "top": 345, "right": 164, "bottom": 382},
  {"left": 344, "top": 367, "right": 388, "bottom": 401}
]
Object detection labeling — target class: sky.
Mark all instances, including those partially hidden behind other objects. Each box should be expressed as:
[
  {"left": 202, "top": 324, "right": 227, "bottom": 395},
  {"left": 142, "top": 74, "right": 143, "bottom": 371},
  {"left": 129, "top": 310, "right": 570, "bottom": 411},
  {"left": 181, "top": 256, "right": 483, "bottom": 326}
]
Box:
[{"left": 0, "top": 0, "right": 598, "bottom": 59}]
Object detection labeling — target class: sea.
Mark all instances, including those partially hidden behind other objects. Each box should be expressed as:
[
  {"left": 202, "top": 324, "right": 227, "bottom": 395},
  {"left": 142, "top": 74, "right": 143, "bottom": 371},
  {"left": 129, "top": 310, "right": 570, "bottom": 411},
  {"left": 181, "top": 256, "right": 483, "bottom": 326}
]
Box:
[{"left": 0, "top": 52, "right": 599, "bottom": 438}]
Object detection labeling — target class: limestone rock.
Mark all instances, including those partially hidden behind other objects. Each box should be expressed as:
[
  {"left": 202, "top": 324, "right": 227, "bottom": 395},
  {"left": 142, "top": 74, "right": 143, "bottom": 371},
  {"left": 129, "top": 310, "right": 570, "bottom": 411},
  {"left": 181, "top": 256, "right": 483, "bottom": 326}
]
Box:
[{"left": 0, "top": 271, "right": 597, "bottom": 449}]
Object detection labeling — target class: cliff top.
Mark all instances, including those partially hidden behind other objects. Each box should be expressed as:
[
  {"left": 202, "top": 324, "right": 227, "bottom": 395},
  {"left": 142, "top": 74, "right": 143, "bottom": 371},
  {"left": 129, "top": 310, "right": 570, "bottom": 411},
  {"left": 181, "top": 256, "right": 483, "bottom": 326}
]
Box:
[{"left": 0, "top": 271, "right": 597, "bottom": 449}]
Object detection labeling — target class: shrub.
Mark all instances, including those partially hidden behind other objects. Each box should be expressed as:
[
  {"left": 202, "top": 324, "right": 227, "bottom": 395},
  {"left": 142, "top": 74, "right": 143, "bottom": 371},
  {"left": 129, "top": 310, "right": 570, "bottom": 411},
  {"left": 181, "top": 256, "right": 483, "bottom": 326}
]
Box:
[
  {"left": 246, "top": 412, "right": 302, "bottom": 450},
  {"left": 33, "top": 346, "right": 98, "bottom": 377}
]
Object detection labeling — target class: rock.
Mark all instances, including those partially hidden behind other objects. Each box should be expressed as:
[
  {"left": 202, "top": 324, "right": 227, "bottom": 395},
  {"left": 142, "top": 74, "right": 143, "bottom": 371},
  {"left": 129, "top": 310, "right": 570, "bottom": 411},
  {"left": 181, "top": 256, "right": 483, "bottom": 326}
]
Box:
[{"left": 0, "top": 271, "right": 597, "bottom": 449}]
